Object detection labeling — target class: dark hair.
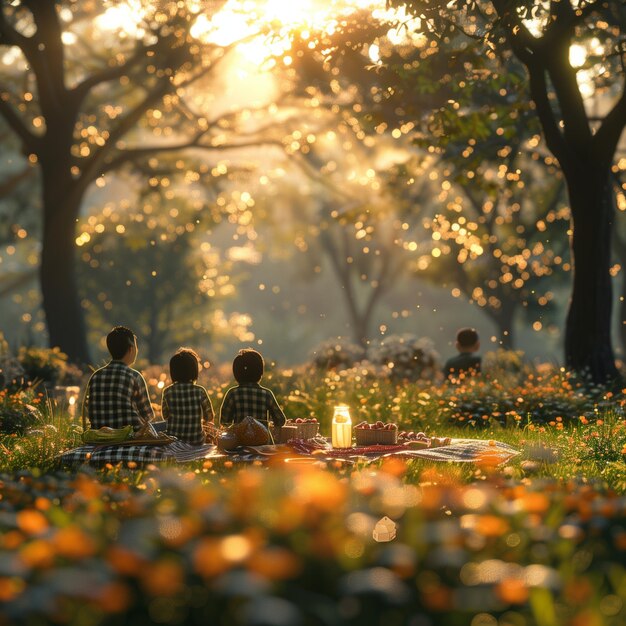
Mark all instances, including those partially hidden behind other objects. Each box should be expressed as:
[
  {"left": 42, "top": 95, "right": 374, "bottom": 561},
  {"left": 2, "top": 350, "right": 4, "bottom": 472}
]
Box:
[
  {"left": 456, "top": 327, "right": 479, "bottom": 349},
  {"left": 170, "top": 348, "right": 201, "bottom": 383},
  {"left": 106, "top": 326, "right": 136, "bottom": 360},
  {"left": 233, "top": 348, "right": 264, "bottom": 383}
]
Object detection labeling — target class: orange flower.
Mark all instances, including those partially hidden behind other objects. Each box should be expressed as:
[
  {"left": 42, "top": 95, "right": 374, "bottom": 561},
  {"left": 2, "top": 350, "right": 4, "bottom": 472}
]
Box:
[
  {"left": 0, "top": 577, "right": 25, "bottom": 602},
  {"left": 140, "top": 558, "right": 184, "bottom": 597},
  {"left": 247, "top": 547, "right": 301, "bottom": 580},
  {"left": 51, "top": 526, "right": 97, "bottom": 560},
  {"left": 475, "top": 515, "right": 509, "bottom": 537},
  {"left": 19, "top": 539, "right": 55, "bottom": 569},
  {"left": 193, "top": 538, "right": 229, "bottom": 578},
  {"left": 95, "top": 582, "right": 132, "bottom": 614},
  {"left": 496, "top": 578, "right": 529, "bottom": 605},
  {"left": 1, "top": 531, "right": 24, "bottom": 550},
  {"left": 521, "top": 492, "right": 550, "bottom": 514},
  {"left": 106, "top": 546, "right": 147, "bottom": 576},
  {"left": 16, "top": 510, "right": 48, "bottom": 536},
  {"left": 380, "top": 456, "right": 408, "bottom": 477}
]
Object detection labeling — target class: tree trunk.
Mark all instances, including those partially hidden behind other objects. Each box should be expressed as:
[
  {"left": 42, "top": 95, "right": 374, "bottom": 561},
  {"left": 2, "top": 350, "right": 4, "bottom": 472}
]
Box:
[
  {"left": 620, "top": 267, "right": 626, "bottom": 361},
  {"left": 489, "top": 300, "right": 515, "bottom": 350},
  {"left": 40, "top": 169, "right": 90, "bottom": 364},
  {"left": 564, "top": 174, "right": 619, "bottom": 383}
]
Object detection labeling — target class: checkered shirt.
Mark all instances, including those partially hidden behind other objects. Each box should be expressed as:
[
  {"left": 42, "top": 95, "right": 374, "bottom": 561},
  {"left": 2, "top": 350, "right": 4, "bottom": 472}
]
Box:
[
  {"left": 219, "top": 382, "right": 286, "bottom": 427},
  {"left": 83, "top": 361, "right": 154, "bottom": 430},
  {"left": 161, "top": 382, "right": 214, "bottom": 445}
]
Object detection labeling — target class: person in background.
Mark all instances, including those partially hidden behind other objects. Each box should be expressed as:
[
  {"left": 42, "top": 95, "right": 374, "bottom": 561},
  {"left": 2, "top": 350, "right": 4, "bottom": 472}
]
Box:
[
  {"left": 443, "top": 327, "right": 482, "bottom": 382},
  {"left": 83, "top": 326, "right": 154, "bottom": 431},
  {"left": 219, "top": 348, "right": 286, "bottom": 428},
  {"left": 161, "top": 348, "right": 214, "bottom": 445}
]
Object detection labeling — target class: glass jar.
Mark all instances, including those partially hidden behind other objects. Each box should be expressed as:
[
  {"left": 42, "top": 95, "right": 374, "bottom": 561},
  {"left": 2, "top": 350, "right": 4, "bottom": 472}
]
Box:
[{"left": 331, "top": 404, "right": 352, "bottom": 448}]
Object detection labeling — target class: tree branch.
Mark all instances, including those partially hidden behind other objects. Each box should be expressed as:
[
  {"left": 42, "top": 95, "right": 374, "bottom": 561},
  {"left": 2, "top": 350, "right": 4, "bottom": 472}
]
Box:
[
  {"left": 0, "top": 95, "right": 39, "bottom": 153},
  {"left": 525, "top": 62, "right": 568, "bottom": 164},
  {"left": 96, "top": 137, "right": 286, "bottom": 179},
  {"left": 593, "top": 85, "right": 626, "bottom": 172}
]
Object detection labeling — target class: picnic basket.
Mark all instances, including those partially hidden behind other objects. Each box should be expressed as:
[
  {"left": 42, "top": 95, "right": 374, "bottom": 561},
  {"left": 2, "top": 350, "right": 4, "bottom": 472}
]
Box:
[{"left": 355, "top": 427, "right": 397, "bottom": 446}]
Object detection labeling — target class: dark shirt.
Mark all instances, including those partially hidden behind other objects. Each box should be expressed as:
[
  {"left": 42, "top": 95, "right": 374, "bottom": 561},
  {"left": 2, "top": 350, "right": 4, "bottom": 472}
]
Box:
[
  {"left": 161, "top": 382, "right": 214, "bottom": 445},
  {"left": 443, "top": 353, "right": 482, "bottom": 380},
  {"left": 219, "top": 382, "right": 286, "bottom": 427},
  {"left": 83, "top": 361, "right": 154, "bottom": 430}
]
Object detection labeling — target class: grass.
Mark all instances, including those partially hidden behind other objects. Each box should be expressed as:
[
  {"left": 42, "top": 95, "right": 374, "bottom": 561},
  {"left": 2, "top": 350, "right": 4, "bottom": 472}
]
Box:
[{"left": 0, "top": 365, "right": 625, "bottom": 625}]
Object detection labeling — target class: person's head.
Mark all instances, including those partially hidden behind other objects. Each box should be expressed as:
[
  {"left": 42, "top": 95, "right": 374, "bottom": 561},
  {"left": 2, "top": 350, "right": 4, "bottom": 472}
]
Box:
[
  {"left": 456, "top": 327, "right": 480, "bottom": 354},
  {"left": 106, "top": 326, "right": 137, "bottom": 364},
  {"left": 169, "top": 348, "right": 202, "bottom": 383},
  {"left": 233, "top": 348, "right": 264, "bottom": 384}
]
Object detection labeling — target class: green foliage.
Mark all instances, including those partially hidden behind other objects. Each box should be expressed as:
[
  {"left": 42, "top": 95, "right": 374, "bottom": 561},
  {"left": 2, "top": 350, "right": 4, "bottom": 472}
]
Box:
[
  {"left": 17, "top": 346, "right": 68, "bottom": 387},
  {"left": 0, "top": 388, "right": 43, "bottom": 435}
]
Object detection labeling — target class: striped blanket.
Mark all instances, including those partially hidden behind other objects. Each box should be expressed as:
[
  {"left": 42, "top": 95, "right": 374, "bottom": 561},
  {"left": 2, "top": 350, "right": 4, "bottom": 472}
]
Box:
[{"left": 58, "top": 438, "right": 518, "bottom": 467}]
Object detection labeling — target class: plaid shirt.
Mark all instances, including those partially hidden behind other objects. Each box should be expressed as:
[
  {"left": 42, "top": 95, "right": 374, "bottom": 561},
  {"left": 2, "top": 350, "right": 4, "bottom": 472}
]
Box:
[
  {"left": 219, "top": 382, "right": 286, "bottom": 427},
  {"left": 83, "top": 361, "right": 154, "bottom": 430},
  {"left": 161, "top": 382, "right": 214, "bottom": 445}
]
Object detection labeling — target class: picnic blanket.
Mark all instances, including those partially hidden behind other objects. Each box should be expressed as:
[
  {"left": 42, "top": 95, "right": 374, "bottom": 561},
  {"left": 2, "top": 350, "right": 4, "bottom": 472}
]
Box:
[{"left": 58, "top": 438, "right": 518, "bottom": 467}]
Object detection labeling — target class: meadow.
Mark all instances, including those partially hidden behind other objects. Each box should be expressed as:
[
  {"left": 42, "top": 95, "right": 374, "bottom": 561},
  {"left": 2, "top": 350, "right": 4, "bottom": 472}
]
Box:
[{"left": 0, "top": 359, "right": 625, "bottom": 625}]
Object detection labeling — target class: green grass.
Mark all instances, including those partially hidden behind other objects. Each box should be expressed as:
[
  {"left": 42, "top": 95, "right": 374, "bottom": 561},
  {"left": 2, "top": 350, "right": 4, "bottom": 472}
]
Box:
[{"left": 0, "top": 367, "right": 625, "bottom": 625}]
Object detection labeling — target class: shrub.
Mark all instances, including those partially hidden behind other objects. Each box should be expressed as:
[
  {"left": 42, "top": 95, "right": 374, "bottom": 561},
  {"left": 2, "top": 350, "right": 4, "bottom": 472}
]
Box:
[
  {"left": 482, "top": 349, "right": 526, "bottom": 376},
  {"left": 0, "top": 333, "right": 25, "bottom": 390},
  {"left": 368, "top": 334, "right": 440, "bottom": 382},
  {"left": 310, "top": 337, "right": 366, "bottom": 371},
  {"left": 17, "top": 346, "right": 68, "bottom": 388},
  {"left": 0, "top": 389, "right": 43, "bottom": 434}
]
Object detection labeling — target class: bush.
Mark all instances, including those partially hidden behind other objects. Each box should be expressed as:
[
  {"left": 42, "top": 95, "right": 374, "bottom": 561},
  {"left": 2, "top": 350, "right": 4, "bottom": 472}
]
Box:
[
  {"left": 17, "top": 346, "right": 68, "bottom": 388},
  {"left": 310, "top": 338, "right": 366, "bottom": 371},
  {"left": 0, "top": 389, "right": 43, "bottom": 434},
  {"left": 482, "top": 349, "right": 526, "bottom": 376},
  {"left": 368, "top": 334, "right": 440, "bottom": 382},
  {"left": 0, "top": 333, "right": 25, "bottom": 390}
]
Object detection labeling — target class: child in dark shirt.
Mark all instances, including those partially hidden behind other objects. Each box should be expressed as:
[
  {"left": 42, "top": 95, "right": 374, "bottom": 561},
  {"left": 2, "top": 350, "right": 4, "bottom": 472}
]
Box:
[
  {"left": 83, "top": 326, "right": 154, "bottom": 431},
  {"left": 443, "top": 328, "right": 482, "bottom": 381},
  {"left": 161, "top": 348, "right": 214, "bottom": 445},
  {"left": 219, "top": 349, "right": 286, "bottom": 428}
]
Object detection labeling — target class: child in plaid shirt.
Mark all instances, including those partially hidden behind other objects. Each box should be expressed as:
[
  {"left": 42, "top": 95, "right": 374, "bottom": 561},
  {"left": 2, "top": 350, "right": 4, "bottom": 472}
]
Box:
[
  {"left": 83, "top": 326, "right": 154, "bottom": 431},
  {"left": 219, "top": 348, "right": 286, "bottom": 428},
  {"left": 161, "top": 348, "right": 214, "bottom": 445}
]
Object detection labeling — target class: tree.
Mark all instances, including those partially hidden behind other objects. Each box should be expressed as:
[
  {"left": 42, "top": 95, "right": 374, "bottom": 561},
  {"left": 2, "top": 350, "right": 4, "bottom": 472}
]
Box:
[
  {"left": 265, "top": 129, "right": 432, "bottom": 346},
  {"left": 381, "top": 0, "right": 626, "bottom": 381},
  {"left": 283, "top": 1, "right": 626, "bottom": 381},
  {"left": 0, "top": 1, "right": 284, "bottom": 362},
  {"left": 77, "top": 188, "right": 245, "bottom": 364},
  {"left": 284, "top": 21, "right": 570, "bottom": 351}
]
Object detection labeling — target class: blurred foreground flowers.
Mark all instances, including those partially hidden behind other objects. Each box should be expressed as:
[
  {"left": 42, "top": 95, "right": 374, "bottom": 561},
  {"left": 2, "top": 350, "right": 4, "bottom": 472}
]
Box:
[{"left": 0, "top": 465, "right": 624, "bottom": 625}]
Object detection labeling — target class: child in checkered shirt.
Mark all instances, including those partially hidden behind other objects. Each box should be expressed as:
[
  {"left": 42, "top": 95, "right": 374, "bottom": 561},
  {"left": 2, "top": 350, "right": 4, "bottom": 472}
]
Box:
[
  {"left": 83, "top": 326, "right": 154, "bottom": 431},
  {"left": 219, "top": 348, "right": 286, "bottom": 428},
  {"left": 161, "top": 348, "right": 215, "bottom": 445}
]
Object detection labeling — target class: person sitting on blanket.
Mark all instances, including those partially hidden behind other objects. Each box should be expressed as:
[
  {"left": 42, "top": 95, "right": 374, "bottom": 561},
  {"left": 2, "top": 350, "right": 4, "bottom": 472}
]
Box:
[
  {"left": 83, "top": 326, "right": 154, "bottom": 431},
  {"left": 443, "top": 327, "right": 482, "bottom": 382},
  {"left": 219, "top": 348, "right": 286, "bottom": 429},
  {"left": 161, "top": 348, "right": 215, "bottom": 445}
]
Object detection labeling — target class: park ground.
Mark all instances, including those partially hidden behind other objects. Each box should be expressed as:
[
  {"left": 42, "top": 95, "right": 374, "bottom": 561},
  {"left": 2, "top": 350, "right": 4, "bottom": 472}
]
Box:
[{"left": 0, "top": 359, "right": 625, "bottom": 625}]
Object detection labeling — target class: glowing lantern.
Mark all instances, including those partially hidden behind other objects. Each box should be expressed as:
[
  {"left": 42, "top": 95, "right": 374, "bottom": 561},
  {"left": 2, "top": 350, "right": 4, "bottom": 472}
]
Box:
[{"left": 331, "top": 404, "right": 352, "bottom": 449}]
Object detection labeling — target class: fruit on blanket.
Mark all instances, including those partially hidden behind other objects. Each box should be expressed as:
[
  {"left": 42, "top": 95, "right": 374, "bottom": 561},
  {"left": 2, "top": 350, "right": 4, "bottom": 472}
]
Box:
[
  {"left": 398, "top": 430, "right": 429, "bottom": 442},
  {"left": 355, "top": 421, "right": 397, "bottom": 430}
]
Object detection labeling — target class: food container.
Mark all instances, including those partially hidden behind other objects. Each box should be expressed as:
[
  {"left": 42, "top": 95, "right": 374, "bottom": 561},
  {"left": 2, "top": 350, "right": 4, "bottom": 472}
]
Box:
[
  {"left": 277, "top": 425, "right": 298, "bottom": 443},
  {"left": 332, "top": 405, "right": 352, "bottom": 449},
  {"left": 285, "top": 421, "right": 319, "bottom": 440},
  {"left": 355, "top": 427, "right": 398, "bottom": 446}
]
